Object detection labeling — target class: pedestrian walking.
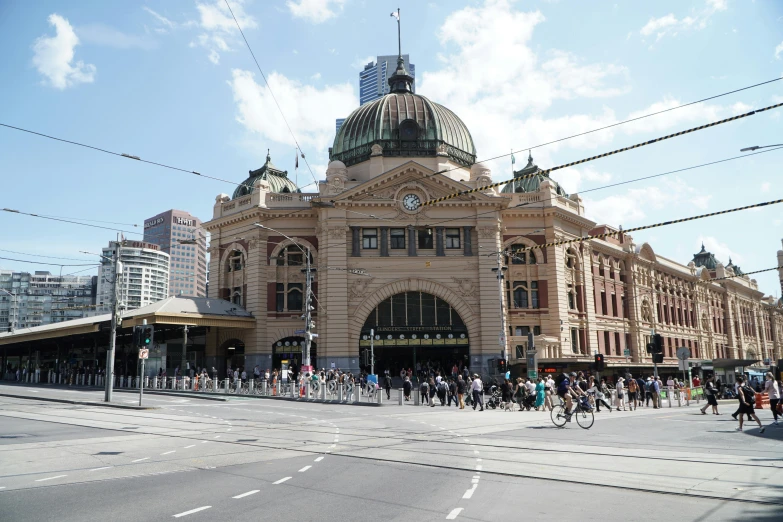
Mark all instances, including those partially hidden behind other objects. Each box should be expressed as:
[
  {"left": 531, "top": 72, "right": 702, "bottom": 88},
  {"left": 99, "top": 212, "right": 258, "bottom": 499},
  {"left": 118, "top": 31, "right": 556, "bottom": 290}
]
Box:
[
  {"left": 403, "top": 376, "right": 412, "bottom": 401},
  {"left": 700, "top": 375, "right": 720, "bottom": 415},
  {"left": 763, "top": 372, "right": 780, "bottom": 426},
  {"left": 383, "top": 373, "right": 392, "bottom": 400},
  {"left": 616, "top": 377, "right": 626, "bottom": 411},
  {"left": 535, "top": 377, "right": 545, "bottom": 411},
  {"left": 457, "top": 375, "right": 466, "bottom": 409},
  {"left": 448, "top": 379, "right": 458, "bottom": 407},
  {"left": 420, "top": 380, "right": 430, "bottom": 405},
  {"left": 544, "top": 375, "right": 555, "bottom": 411},
  {"left": 650, "top": 377, "right": 660, "bottom": 408},
  {"left": 734, "top": 376, "right": 765, "bottom": 433},
  {"left": 627, "top": 375, "right": 638, "bottom": 410},
  {"left": 471, "top": 374, "right": 484, "bottom": 411}
]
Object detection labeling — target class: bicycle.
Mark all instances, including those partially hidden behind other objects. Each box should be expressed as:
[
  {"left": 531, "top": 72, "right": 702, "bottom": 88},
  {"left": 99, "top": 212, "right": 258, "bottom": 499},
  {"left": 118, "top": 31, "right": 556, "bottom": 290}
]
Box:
[{"left": 551, "top": 396, "right": 594, "bottom": 429}]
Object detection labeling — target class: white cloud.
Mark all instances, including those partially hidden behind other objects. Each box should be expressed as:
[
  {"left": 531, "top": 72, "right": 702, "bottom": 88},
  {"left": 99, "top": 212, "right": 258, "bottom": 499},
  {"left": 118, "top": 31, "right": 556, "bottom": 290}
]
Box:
[
  {"left": 352, "top": 55, "right": 374, "bottom": 70},
  {"left": 556, "top": 166, "right": 612, "bottom": 194},
  {"left": 197, "top": 0, "right": 257, "bottom": 32},
  {"left": 762, "top": 182, "right": 771, "bottom": 193},
  {"left": 77, "top": 23, "right": 156, "bottom": 50},
  {"left": 698, "top": 236, "right": 743, "bottom": 265},
  {"left": 142, "top": 7, "right": 176, "bottom": 31},
  {"left": 287, "top": 0, "right": 346, "bottom": 24},
  {"left": 208, "top": 49, "right": 220, "bottom": 64},
  {"left": 620, "top": 97, "right": 749, "bottom": 135},
  {"left": 417, "top": 0, "right": 629, "bottom": 175},
  {"left": 310, "top": 72, "right": 322, "bottom": 80},
  {"left": 32, "top": 14, "right": 96, "bottom": 90},
  {"left": 775, "top": 41, "right": 783, "bottom": 59},
  {"left": 639, "top": 0, "right": 727, "bottom": 42},
  {"left": 228, "top": 68, "right": 358, "bottom": 154},
  {"left": 584, "top": 177, "right": 711, "bottom": 227}
]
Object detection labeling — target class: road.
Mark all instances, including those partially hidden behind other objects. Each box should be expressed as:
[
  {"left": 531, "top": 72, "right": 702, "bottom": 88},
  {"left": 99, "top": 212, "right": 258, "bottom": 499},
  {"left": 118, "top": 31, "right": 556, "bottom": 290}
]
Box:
[{"left": 1, "top": 383, "right": 781, "bottom": 521}]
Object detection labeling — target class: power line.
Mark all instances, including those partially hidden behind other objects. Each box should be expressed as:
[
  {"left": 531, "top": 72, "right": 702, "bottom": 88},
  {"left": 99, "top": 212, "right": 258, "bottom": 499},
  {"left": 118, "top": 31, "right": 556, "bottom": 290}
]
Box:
[
  {"left": 0, "top": 256, "right": 100, "bottom": 267},
  {"left": 704, "top": 265, "right": 783, "bottom": 284},
  {"left": 356, "top": 76, "right": 783, "bottom": 200},
  {"left": 422, "top": 145, "right": 783, "bottom": 227},
  {"left": 0, "top": 249, "right": 98, "bottom": 262},
  {"left": 2, "top": 208, "right": 143, "bottom": 236},
  {"left": 224, "top": 0, "right": 319, "bottom": 189},
  {"left": 424, "top": 100, "right": 783, "bottom": 206},
  {"left": 520, "top": 197, "right": 783, "bottom": 253}
]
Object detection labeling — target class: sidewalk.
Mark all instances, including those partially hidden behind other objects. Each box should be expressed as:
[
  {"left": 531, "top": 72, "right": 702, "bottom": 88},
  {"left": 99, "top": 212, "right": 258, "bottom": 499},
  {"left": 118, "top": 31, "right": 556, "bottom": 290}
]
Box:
[{"left": 0, "top": 383, "right": 158, "bottom": 410}]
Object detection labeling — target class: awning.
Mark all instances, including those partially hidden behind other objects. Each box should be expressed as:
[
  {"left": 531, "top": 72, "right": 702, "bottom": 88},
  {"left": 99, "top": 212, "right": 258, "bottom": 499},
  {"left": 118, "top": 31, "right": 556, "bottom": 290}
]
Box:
[{"left": 706, "top": 358, "right": 761, "bottom": 369}]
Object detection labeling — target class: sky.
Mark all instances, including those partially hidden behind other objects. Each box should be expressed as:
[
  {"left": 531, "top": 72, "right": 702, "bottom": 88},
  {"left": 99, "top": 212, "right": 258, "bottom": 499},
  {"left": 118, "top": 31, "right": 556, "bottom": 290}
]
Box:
[{"left": 1, "top": 0, "right": 782, "bottom": 295}]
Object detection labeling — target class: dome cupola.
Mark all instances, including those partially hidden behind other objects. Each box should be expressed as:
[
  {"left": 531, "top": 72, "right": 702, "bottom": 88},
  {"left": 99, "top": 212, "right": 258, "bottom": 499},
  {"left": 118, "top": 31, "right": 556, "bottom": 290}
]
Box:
[
  {"left": 232, "top": 151, "right": 300, "bottom": 199},
  {"left": 501, "top": 152, "right": 568, "bottom": 196},
  {"left": 692, "top": 244, "right": 721, "bottom": 270}
]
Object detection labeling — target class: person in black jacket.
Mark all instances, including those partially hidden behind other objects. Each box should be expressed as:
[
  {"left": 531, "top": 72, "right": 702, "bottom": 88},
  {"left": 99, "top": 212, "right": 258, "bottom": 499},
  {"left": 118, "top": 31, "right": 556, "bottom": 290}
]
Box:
[
  {"left": 403, "top": 376, "right": 412, "bottom": 401},
  {"left": 448, "top": 379, "right": 458, "bottom": 407},
  {"left": 383, "top": 373, "right": 393, "bottom": 400},
  {"left": 457, "top": 375, "right": 467, "bottom": 409}
]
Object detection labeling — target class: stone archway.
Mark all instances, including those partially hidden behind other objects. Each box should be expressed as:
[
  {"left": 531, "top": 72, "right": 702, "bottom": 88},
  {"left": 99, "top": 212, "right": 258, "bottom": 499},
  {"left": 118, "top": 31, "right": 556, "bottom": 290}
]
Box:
[{"left": 351, "top": 278, "right": 478, "bottom": 343}]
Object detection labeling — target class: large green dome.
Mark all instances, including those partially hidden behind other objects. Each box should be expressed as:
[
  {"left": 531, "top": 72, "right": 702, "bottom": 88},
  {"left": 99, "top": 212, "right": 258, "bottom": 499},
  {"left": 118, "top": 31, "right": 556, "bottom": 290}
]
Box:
[{"left": 330, "top": 58, "right": 476, "bottom": 168}]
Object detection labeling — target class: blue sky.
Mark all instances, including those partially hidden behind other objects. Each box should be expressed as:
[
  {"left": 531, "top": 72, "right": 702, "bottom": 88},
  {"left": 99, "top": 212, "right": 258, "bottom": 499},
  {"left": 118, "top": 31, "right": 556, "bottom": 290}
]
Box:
[{"left": 1, "top": 0, "right": 782, "bottom": 295}]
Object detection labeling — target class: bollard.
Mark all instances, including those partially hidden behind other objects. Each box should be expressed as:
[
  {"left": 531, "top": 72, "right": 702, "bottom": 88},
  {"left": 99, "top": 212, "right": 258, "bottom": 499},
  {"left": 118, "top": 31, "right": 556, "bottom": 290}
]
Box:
[
  {"left": 338, "top": 384, "right": 344, "bottom": 402},
  {"left": 414, "top": 389, "right": 420, "bottom": 405},
  {"left": 235, "top": 379, "right": 241, "bottom": 393},
  {"left": 377, "top": 388, "right": 383, "bottom": 405},
  {"left": 668, "top": 387, "right": 672, "bottom": 408},
  {"left": 263, "top": 380, "right": 268, "bottom": 396},
  {"left": 224, "top": 379, "right": 230, "bottom": 393},
  {"left": 399, "top": 388, "right": 403, "bottom": 405},
  {"left": 153, "top": 376, "right": 158, "bottom": 389},
  {"left": 321, "top": 382, "right": 326, "bottom": 400},
  {"left": 290, "top": 381, "right": 295, "bottom": 398},
  {"left": 248, "top": 379, "right": 254, "bottom": 394}
]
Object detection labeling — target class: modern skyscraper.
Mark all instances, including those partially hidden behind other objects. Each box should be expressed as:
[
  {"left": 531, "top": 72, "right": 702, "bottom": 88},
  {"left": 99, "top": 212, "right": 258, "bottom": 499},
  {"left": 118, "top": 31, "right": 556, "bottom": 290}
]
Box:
[
  {"left": 360, "top": 54, "right": 415, "bottom": 105},
  {"left": 96, "top": 241, "right": 170, "bottom": 314},
  {"left": 336, "top": 54, "right": 416, "bottom": 133},
  {"left": 143, "top": 210, "right": 207, "bottom": 298},
  {"left": 0, "top": 270, "right": 96, "bottom": 331}
]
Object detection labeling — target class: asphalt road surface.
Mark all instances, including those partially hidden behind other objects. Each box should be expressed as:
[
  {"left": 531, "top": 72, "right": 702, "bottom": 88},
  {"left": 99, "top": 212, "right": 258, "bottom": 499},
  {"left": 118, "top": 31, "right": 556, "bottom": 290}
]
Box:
[{"left": 1, "top": 383, "right": 782, "bottom": 521}]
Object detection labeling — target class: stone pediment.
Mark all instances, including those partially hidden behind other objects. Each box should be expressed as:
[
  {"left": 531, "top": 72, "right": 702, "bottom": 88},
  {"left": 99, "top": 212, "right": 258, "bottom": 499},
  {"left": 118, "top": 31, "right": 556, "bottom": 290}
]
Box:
[{"left": 331, "top": 161, "right": 505, "bottom": 207}]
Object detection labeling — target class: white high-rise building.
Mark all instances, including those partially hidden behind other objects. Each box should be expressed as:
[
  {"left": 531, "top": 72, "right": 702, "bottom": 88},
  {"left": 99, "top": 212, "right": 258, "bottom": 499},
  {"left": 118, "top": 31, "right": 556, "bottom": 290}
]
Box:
[{"left": 96, "top": 241, "right": 170, "bottom": 314}]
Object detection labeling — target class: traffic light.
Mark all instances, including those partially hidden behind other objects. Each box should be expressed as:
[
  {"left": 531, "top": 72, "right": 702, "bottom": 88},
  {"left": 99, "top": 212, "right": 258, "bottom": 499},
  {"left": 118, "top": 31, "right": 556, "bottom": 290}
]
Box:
[
  {"left": 141, "top": 326, "right": 154, "bottom": 346},
  {"left": 652, "top": 334, "right": 663, "bottom": 354},
  {"left": 497, "top": 359, "right": 507, "bottom": 373},
  {"left": 132, "top": 325, "right": 142, "bottom": 347},
  {"left": 652, "top": 352, "right": 664, "bottom": 364},
  {"left": 594, "top": 353, "right": 605, "bottom": 372}
]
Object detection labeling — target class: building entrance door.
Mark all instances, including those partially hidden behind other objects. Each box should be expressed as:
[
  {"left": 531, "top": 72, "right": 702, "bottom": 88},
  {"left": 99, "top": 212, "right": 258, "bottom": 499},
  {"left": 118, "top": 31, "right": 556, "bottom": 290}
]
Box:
[{"left": 359, "top": 291, "right": 470, "bottom": 383}]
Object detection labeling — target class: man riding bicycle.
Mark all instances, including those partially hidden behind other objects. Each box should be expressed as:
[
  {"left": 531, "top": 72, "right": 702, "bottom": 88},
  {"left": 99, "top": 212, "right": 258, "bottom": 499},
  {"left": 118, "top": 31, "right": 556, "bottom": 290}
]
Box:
[{"left": 557, "top": 371, "right": 586, "bottom": 421}]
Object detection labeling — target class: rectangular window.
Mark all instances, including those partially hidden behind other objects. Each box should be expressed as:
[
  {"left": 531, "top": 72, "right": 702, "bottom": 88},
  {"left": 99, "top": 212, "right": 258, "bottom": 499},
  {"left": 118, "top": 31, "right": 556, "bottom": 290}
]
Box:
[
  {"left": 276, "top": 283, "right": 284, "bottom": 312},
  {"left": 571, "top": 328, "right": 579, "bottom": 354},
  {"left": 604, "top": 331, "right": 611, "bottom": 356},
  {"left": 513, "top": 282, "right": 528, "bottom": 309},
  {"left": 534, "top": 325, "right": 541, "bottom": 336},
  {"left": 390, "top": 228, "right": 406, "bottom": 249},
  {"left": 445, "top": 228, "right": 461, "bottom": 249},
  {"left": 615, "top": 332, "right": 621, "bottom": 356},
  {"left": 362, "top": 228, "right": 378, "bottom": 249},
  {"left": 531, "top": 281, "right": 539, "bottom": 309},
  {"left": 287, "top": 283, "right": 303, "bottom": 311},
  {"left": 515, "top": 326, "right": 530, "bottom": 337},
  {"left": 610, "top": 294, "right": 617, "bottom": 317},
  {"left": 600, "top": 292, "right": 607, "bottom": 316},
  {"left": 421, "top": 293, "right": 435, "bottom": 325},
  {"left": 417, "top": 228, "right": 433, "bottom": 249}
]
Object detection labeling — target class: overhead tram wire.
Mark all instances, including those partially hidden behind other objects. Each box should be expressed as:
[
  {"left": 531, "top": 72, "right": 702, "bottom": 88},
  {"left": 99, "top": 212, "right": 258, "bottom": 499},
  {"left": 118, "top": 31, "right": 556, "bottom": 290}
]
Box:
[
  {"left": 353, "top": 76, "right": 783, "bottom": 200},
  {"left": 423, "top": 100, "right": 783, "bottom": 206},
  {"left": 703, "top": 265, "right": 783, "bottom": 283},
  {"left": 0, "top": 249, "right": 101, "bottom": 263},
  {"left": 422, "top": 145, "right": 783, "bottom": 227},
  {"left": 0, "top": 256, "right": 100, "bottom": 267},
  {"left": 224, "top": 0, "right": 319, "bottom": 189},
  {"left": 518, "top": 197, "right": 783, "bottom": 255}
]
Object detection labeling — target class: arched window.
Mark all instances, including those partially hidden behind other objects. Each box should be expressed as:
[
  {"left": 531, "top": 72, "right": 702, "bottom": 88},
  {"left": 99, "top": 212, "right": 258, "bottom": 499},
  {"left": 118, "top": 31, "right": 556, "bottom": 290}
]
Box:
[
  {"left": 231, "top": 287, "right": 243, "bottom": 306},
  {"left": 598, "top": 256, "right": 605, "bottom": 277},
  {"left": 507, "top": 244, "right": 536, "bottom": 264},
  {"left": 275, "top": 245, "right": 311, "bottom": 266},
  {"left": 287, "top": 283, "right": 303, "bottom": 311},
  {"left": 227, "top": 250, "right": 244, "bottom": 272},
  {"left": 568, "top": 290, "right": 576, "bottom": 310}
]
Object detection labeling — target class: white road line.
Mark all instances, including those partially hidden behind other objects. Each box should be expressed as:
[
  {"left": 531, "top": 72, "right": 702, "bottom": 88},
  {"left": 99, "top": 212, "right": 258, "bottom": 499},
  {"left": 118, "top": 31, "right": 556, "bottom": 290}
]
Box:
[
  {"left": 132, "top": 458, "right": 149, "bottom": 463},
  {"left": 473, "top": 450, "right": 479, "bottom": 454},
  {"left": 472, "top": 478, "right": 479, "bottom": 484},
  {"left": 298, "top": 466, "right": 311, "bottom": 472},
  {"left": 201, "top": 441, "right": 209, "bottom": 443},
  {"left": 232, "top": 490, "right": 259, "bottom": 499},
  {"left": 463, "top": 485, "right": 477, "bottom": 499},
  {"left": 314, "top": 457, "right": 324, "bottom": 462},
  {"left": 330, "top": 444, "right": 336, "bottom": 448},
  {"left": 184, "top": 445, "right": 196, "bottom": 449},
  {"left": 475, "top": 465, "right": 483, "bottom": 471},
  {"left": 273, "top": 477, "right": 292, "bottom": 485},
  {"left": 446, "top": 508, "right": 464, "bottom": 520},
  {"left": 161, "top": 451, "right": 176, "bottom": 455},
  {"left": 89, "top": 467, "right": 111, "bottom": 472},
  {"left": 173, "top": 506, "right": 211, "bottom": 518},
  {"left": 35, "top": 475, "right": 67, "bottom": 482},
  {"left": 476, "top": 459, "right": 482, "bottom": 462},
  {"left": 214, "top": 435, "right": 221, "bottom": 438}
]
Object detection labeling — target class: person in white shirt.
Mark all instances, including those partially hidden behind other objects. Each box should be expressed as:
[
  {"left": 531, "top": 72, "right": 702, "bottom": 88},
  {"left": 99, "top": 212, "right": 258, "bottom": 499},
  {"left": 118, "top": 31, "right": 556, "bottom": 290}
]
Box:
[
  {"left": 525, "top": 378, "right": 536, "bottom": 395},
  {"left": 616, "top": 377, "right": 626, "bottom": 411},
  {"left": 764, "top": 372, "right": 780, "bottom": 425},
  {"left": 544, "top": 376, "right": 555, "bottom": 410},
  {"left": 471, "top": 375, "right": 484, "bottom": 411}
]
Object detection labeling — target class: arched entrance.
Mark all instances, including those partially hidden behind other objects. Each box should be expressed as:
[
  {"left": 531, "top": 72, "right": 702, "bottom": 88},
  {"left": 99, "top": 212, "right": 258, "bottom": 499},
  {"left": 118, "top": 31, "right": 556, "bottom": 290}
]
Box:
[
  {"left": 271, "top": 337, "right": 317, "bottom": 375},
  {"left": 217, "top": 339, "right": 245, "bottom": 377},
  {"left": 360, "top": 291, "right": 469, "bottom": 380}
]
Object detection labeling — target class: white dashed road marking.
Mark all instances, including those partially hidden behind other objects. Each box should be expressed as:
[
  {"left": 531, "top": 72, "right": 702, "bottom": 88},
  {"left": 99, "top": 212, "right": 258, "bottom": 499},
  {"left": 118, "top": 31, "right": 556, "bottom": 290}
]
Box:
[
  {"left": 184, "top": 445, "right": 196, "bottom": 449},
  {"left": 446, "top": 508, "right": 464, "bottom": 520},
  {"left": 173, "top": 506, "right": 211, "bottom": 518},
  {"left": 132, "top": 458, "right": 149, "bottom": 463},
  {"left": 463, "top": 485, "right": 477, "bottom": 499},
  {"left": 273, "top": 477, "right": 292, "bottom": 485},
  {"left": 232, "top": 490, "right": 259, "bottom": 499},
  {"left": 315, "top": 457, "right": 324, "bottom": 462},
  {"left": 90, "top": 467, "right": 111, "bottom": 472},
  {"left": 161, "top": 451, "right": 176, "bottom": 455},
  {"left": 35, "top": 475, "right": 67, "bottom": 482},
  {"left": 298, "top": 466, "right": 311, "bottom": 472}
]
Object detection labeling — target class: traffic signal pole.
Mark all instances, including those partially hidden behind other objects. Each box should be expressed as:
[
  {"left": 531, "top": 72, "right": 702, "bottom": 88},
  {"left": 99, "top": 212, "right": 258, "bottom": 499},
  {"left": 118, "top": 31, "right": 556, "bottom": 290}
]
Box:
[
  {"left": 105, "top": 236, "right": 122, "bottom": 403},
  {"left": 492, "top": 253, "right": 509, "bottom": 364}
]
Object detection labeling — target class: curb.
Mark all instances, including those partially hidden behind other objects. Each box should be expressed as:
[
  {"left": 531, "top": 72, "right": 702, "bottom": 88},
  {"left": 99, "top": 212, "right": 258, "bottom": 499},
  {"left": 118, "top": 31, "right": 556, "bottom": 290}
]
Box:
[
  {"left": 112, "top": 389, "right": 229, "bottom": 402},
  {"left": 134, "top": 388, "right": 382, "bottom": 407},
  {"left": 0, "top": 392, "right": 158, "bottom": 410}
]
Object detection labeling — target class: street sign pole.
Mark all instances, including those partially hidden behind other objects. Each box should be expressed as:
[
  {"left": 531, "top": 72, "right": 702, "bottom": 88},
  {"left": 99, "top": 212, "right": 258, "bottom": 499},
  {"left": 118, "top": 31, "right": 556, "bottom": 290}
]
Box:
[
  {"left": 139, "top": 319, "right": 146, "bottom": 407},
  {"left": 526, "top": 332, "right": 537, "bottom": 380}
]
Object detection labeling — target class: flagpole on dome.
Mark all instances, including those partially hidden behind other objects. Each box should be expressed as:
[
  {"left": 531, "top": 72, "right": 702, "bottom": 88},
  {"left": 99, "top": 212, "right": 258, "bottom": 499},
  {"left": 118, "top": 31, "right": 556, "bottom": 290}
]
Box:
[
  {"left": 391, "top": 8, "right": 401, "bottom": 60},
  {"left": 511, "top": 148, "right": 516, "bottom": 176},
  {"left": 295, "top": 148, "right": 299, "bottom": 189}
]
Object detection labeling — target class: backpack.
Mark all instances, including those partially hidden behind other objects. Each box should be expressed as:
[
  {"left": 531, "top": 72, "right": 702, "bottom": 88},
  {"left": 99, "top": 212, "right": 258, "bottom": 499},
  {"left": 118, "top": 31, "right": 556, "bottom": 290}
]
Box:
[
  {"left": 741, "top": 385, "right": 755, "bottom": 404},
  {"left": 628, "top": 380, "right": 637, "bottom": 393},
  {"left": 556, "top": 377, "right": 570, "bottom": 394},
  {"left": 420, "top": 382, "right": 429, "bottom": 393}
]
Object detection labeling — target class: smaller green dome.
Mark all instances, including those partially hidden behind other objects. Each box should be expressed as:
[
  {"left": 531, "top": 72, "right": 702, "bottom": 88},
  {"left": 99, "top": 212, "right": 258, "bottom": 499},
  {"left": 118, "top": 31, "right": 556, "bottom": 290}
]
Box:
[
  {"left": 692, "top": 244, "right": 720, "bottom": 270},
  {"left": 726, "top": 257, "right": 744, "bottom": 276},
  {"left": 501, "top": 152, "right": 568, "bottom": 196},
  {"left": 233, "top": 151, "right": 300, "bottom": 199}
]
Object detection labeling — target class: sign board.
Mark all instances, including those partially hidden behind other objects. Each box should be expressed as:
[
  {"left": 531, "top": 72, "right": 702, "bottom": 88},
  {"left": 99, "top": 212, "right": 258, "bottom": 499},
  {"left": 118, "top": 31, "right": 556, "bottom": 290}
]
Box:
[
  {"left": 294, "top": 329, "right": 306, "bottom": 334},
  {"left": 498, "top": 332, "right": 506, "bottom": 348},
  {"left": 526, "top": 348, "right": 538, "bottom": 380},
  {"left": 138, "top": 348, "right": 149, "bottom": 359},
  {"left": 280, "top": 362, "right": 289, "bottom": 382},
  {"left": 623, "top": 349, "right": 630, "bottom": 357},
  {"left": 678, "top": 359, "right": 688, "bottom": 371},
  {"left": 676, "top": 347, "right": 691, "bottom": 361}
]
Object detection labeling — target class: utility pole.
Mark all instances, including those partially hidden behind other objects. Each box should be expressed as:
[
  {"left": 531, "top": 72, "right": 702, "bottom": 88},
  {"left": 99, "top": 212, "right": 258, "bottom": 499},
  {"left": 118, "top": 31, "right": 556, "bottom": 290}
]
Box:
[
  {"left": 491, "top": 252, "right": 509, "bottom": 364},
  {"left": 105, "top": 236, "right": 123, "bottom": 403},
  {"left": 370, "top": 328, "right": 375, "bottom": 377},
  {"left": 182, "top": 324, "right": 188, "bottom": 377},
  {"left": 302, "top": 247, "right": 316, "bottom": 397}
]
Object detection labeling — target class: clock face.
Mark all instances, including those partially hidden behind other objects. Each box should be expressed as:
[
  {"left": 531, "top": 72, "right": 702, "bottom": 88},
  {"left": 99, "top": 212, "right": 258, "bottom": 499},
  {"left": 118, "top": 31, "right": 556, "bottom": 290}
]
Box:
[{"left": 402, "top": 193, "right": 421, "bottom": 211}]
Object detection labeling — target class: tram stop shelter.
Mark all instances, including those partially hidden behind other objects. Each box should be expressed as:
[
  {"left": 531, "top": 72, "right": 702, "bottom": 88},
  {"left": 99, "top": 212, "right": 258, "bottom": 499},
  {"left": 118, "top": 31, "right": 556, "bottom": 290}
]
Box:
[{"left": 0, "top": 296, "right": 255, "bottom": 381}]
